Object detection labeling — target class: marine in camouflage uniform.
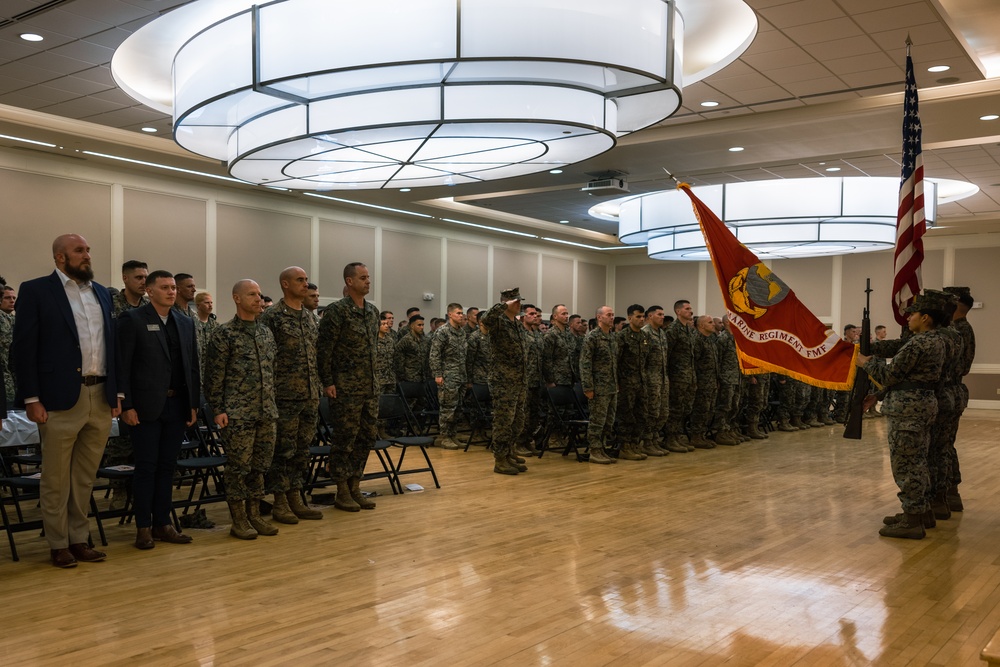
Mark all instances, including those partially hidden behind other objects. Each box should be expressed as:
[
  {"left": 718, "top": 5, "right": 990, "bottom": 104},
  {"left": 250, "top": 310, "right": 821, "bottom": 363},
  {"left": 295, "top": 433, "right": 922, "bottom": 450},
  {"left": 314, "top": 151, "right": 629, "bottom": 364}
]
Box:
[
  {"left": 863, "top": 291, "right": 946, "bottom": 539},
  {"left": 480, "top": 288, "right": 529, "bottom": 475},
  {"left": 802, "top": 385, "right": 834, "bottom": 426},
  {"left": 943, "top": 286, "right": 976, "bottom": 510},
  {"left": 713, "top": 323, "right": 742, "bottom": 445},
  {"left": 394, "top": 319, "right": 431, "bottom": 383},
  {"left": 689, "top": 316, "right": 719, "bottom": 449},
  {"left": 259, "top": 274, "right": 324, "bottom": 524},
  {"left": 194, "top": 316, "right": 219, "bottom": 386},
  {"left": 466, "top": 325, "right": 491, "bottom": 385},
  {"left": 203, "top": 282, "right": 279, "bottom": 539},
  {"left": 542, "top": 316, "right": 576, "bottom": 388},
  {"left": 0, "top": 309, "right": 15, "bottom": 408},
  {"left": 740, "top": 372, "right": 770, "bottom": 439},
  {"left": 376, "top": 328, "right": 397, "bottom": 394},
  {"left": 429, "top": 309, "right": 468, "bottom": 449},
  {"left": 775, "top": 376, "right": 810, "bottom": 431},
  {"left": 516, "top": 305, "right": 544, "bottom": 455},
  {"left": 642, "top": 306, "right": 675, "bottom": 453},
  {"left": 580, "top": 306, "right": 618, "bottom": 464},
  {"left": 665, "top": 308, "right": 698, "bottom": 450},
  {"left": 615, "top": 307, "right": 651, "bottom": 460},
  {"left": 317, "top": 263, "right": 381, "bottom": 511},
  {"left": 104, "top": 287, "right": 149, "bottom": 506}
]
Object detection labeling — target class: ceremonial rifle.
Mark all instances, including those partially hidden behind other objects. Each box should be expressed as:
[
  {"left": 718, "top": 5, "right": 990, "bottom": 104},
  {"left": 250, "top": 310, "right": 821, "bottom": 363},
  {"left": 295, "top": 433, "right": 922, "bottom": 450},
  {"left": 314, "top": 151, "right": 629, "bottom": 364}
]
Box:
[{"left": 843, "top": 279, "right": 872, "bottom": 439}]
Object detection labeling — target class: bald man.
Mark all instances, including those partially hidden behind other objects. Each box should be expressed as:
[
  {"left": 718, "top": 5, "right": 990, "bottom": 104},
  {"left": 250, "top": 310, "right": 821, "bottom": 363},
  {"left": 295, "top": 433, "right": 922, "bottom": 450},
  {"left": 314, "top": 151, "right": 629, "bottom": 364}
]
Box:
[
  {"left": 259, "top": 267, "right": 323, "bottom": 523},
  {"left": 203, "top": 279, "right": 280, "bottom": 539},
  {"left": 13, "top": 234, "right": 121, "bottom": 568}
]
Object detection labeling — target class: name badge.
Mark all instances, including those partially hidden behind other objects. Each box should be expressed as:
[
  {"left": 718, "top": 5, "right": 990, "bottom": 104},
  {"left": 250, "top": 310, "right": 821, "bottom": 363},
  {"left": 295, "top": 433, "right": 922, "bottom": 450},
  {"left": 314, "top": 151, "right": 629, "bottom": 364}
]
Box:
[{"left": 147, "top": 324, "right": 160, "bottom": 332}]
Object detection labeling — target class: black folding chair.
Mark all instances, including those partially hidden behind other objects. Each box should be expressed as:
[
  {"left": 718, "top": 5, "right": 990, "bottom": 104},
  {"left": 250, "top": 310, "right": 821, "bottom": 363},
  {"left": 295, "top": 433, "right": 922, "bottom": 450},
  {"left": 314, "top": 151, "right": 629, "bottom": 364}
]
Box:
[
  {"left": 378, "top": 394, "right": 440, "bottom": 491},
  {"left": 397, "top": 381, "right": 435, "bottom": 435},
  {"left": 315, "top": 396, "right": 399, "bottom": 496},
  {"left": 538, "top": 385, "right": 590, "bottom": 462},
  {"left": 172, "top": 403, "right": 227, "bottom": 517},
  {"left": 463, "top": 383, "right": 493, "bottom": 451}
]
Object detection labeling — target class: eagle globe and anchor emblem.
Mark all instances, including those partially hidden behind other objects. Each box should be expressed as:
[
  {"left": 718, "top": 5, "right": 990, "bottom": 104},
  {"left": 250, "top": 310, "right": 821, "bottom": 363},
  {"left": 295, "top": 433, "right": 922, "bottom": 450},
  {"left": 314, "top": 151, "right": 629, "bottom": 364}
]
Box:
[{"left": 729, "top": 263, "right": 790, "bottom": 319}]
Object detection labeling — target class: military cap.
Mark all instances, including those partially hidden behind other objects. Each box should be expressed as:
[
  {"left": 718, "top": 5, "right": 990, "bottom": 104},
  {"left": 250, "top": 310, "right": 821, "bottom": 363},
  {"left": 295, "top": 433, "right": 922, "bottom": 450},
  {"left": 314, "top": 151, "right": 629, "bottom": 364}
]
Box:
[
  {"left": 904, "top": 290, "right": 951, "bottom": 313},
  {"left": 500, "top": 287, "right": 524, "bottom": 302},
  {"left": 943, "top": 285, "right": 974, "bottom": 307}
]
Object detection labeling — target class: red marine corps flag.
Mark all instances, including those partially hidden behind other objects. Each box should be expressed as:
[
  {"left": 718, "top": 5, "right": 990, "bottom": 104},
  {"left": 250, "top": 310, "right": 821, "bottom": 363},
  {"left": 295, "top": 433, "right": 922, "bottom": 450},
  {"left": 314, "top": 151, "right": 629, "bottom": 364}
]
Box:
[{"left": 679, "top": 184, "right": 858, "bottom": 391}]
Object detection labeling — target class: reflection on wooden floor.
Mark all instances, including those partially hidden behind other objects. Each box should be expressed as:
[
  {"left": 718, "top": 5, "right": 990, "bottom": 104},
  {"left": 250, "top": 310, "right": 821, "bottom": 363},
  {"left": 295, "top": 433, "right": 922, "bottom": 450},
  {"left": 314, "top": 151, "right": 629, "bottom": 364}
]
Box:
[{"left": 4, "top": 410, "right": 1000, "bottom": 666}]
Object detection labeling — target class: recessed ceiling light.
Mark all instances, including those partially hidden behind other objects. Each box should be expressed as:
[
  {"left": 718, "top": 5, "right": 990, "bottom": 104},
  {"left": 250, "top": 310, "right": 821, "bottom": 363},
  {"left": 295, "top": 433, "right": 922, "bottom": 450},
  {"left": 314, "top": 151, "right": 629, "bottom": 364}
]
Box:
[
  {"left": 20, "top": 33, "right": 43, "bottom": 42},
  {"left": 981, "top": 114, "right": 1000, "bottom": 121},
  {"left": 701, "top": 101, "right": 720, "bottom": 107},
  {"left": 140, "top": 127, "right": 157, "bottom": 133},
  {"left": 728, "top": 146, "right": 744, "bottom": 152},
  {"left": 399, "top": 188, "right": 411, "bottom": 192},
  {"left": 549, "top": 169, "right": 563, "bottom": 174},
  {"left": 927, "top": 65, "right": 950, "bottom": 73},
  {"left": 826, "top": 167, "right": 841, "bottom": 172},
  {"left": 559, "top": 220, "right": 570, "bottom": 224}
]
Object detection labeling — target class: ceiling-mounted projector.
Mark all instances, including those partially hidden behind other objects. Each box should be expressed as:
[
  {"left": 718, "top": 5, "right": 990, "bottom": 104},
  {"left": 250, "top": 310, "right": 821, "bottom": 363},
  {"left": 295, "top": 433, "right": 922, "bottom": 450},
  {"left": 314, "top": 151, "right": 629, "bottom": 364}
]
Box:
[{"left": 582, "top": 178, "right": 629, "bottom": 196}]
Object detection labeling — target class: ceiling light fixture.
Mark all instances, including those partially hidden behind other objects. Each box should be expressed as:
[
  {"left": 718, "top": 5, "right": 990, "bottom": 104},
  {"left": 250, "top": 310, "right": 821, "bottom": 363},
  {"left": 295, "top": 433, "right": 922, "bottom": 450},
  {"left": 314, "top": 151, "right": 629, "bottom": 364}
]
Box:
[
  {"left": 549, "top": 169, "right": 564, "bottom": 175},
  {"left": 19, "top": 33, "right": 43, "bottom": 42},
  {"left": 981, "top": 114, "right": 1000, "bottom": 121},
  {"left": 599, "top": 177, "right": 978, "bottom": 261},
  {"left": 441, "top": 218, "right": 539, "bottom": 238},
  {"left": 542, "top": 237, "right": 632, "bottom": 250},
  {"left": 700, "top": 101, "right": 720, "bottom": 107},
  {"left": 729, "top": 146, "right": 744, "bottom": 152},
  {"left": 140, "top": 127, "right": 157, "bottom": 133},
  {"left": 825, "top": 167, "right": 841, "bottom": 172},
  {"left": 304, "top": 192, "right": 434, "bottom": 218},
  {"left": 0, "top": 133, "right": 57, "bottom": 148},
  {"left": 112, "top": 0, "right": 757, "bottom": 190},
  {"left": 927, "top": 65, "right": 950, "bottom": 73}
]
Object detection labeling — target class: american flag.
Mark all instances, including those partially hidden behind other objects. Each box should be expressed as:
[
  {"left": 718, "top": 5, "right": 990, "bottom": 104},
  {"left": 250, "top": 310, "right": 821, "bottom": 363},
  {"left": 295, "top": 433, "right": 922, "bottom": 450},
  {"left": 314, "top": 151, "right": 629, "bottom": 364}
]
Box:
[{"left": 891, "top": 47, "right": 926, "bottom": 326}]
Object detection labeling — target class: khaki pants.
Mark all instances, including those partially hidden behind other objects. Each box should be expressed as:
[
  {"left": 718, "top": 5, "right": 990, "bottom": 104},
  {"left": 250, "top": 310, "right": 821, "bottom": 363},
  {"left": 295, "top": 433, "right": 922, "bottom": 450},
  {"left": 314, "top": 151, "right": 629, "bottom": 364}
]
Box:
[{"left": 37, "top": 384, "right": 112, "bottom": 549}]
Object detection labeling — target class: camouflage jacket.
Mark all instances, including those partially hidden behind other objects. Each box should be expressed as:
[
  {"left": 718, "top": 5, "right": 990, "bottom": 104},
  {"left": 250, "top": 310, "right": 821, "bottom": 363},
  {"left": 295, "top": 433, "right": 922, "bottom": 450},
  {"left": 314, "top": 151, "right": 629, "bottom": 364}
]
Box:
[
  {"left": 194, "top": 316, "right": 219, "bottom": 378},
  {"left": 616, "top": 326, "right": 648, "bottom": 390},
  {"left": 641, "top": 323, "right": 668, "bottom": 385},
  {"left": 542, "top": 326, "right": 576, "bottom": 386},
  {"left": 466, "top": 329, "right": 491, "bottom": 385},
  {"left": 317, "top": 296, "right": 379, "bottom": 397},
  {"left": 665, "top": 319, "right": 697, "bottom": 385},
  {"left": 203, "top": 316, "right": 278, "bottom": 420},
  {"left": 716, "top": 329, "right": 741, "bottom": 385},
  {"left": 259, "top": 298, "right": 320, "bottom": 401},
  {"left": 395, "top": 331, "right": 430, "bottom": 383},
  {"left": 693, "top": 332, "right": 719, "bottom": 384},
  {"left": 480, "top": 302, "right": 526, "bottom": 385},
  {"left": 112, "top": 291, "right": 148, "bottom": 318},
  {"left": 580, "top": 327, "right": 618, "bottom": 395},
  {"left": 0, "top": 311, "right": 13, "bottom": 402},
  {"left": 429, "top": 323, "right": 468, "bottom": 387},
  {"left": 376, "top": 332, "right": 396, "bottom": 389},
  {"left": 523, "top": 328, "right": 543, "bottom": 387},
  {"left": 952, "top": 318, "right": 975, "bottom": 377},
  {"left": 570, "top": 333, "right": 585, "bottom": 384},
  {"left": 863, "top": 329, "right": 943, "bottom": 429}
]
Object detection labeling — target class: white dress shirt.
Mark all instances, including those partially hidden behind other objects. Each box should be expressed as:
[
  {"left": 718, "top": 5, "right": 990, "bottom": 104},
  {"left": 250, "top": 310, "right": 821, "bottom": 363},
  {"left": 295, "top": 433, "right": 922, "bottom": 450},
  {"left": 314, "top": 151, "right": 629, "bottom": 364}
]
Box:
[{"left": 56, "top": 267, "right": 106, "bottom": 377}]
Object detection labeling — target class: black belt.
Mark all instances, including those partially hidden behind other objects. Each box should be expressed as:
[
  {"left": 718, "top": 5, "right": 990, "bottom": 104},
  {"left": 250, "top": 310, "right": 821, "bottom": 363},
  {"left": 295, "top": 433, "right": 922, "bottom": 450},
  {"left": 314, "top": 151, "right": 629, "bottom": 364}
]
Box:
[
  {"left": 82, "top": 375, "right": 106, "bottom": 386},
  {"left": 889, "top": 381, "right": 936, "bottom": 392}
]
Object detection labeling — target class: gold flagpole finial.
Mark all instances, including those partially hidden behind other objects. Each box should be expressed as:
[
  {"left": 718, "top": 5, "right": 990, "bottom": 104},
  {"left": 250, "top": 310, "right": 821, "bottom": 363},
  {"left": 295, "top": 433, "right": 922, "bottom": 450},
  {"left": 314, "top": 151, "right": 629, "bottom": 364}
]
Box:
[
  {"left": 905, "top": 33, "right": 912, "bottom": 52},
  {"left": 662, "top": 167, "right": 682, "bottom": 190}
]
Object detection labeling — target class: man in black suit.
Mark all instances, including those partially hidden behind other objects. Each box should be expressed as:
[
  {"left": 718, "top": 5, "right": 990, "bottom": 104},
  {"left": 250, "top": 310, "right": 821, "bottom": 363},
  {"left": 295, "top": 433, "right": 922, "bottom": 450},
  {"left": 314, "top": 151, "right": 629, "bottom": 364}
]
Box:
[
  {"left": 12, "top": 234, "right": 121, "bottom": 568},
  {"left": 117, "top": 270, "right": 200, "bottom": 550}
]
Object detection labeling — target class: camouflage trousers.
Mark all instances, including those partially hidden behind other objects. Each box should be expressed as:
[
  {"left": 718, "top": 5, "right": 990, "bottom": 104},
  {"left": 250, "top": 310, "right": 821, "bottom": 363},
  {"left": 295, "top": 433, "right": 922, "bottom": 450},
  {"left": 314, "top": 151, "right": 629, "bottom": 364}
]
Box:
[
  {"left": 666, "top": 380, "right": 696, "bottom": 437},
  {"left": 265, "top": 398, "right": 318, "bottom": 494},
  {"left": 931, "top": 409, "right": 962, "bottom": 495},
  {"left": 517, "top": 385, "right": 543, "bottom": 446},
  {"left": 803, "top": 386, "right": 831, "bottom": 422},
  {"left": 224, "top": 418, "right": 276, "bottom": 501},
  {"left": 327, "top": 393, "right": 378, "bottom": 482},
  {"left": 104, "top": 433, "right": 134, "bottom": 493},
  {"left": 437, "top": 383, "right": 462, "bottom": 437},
  {"left": 689, "top": 380, "right": 718, "bottom": 436},
  {"left": 489, "top": 380, "right": 527, "bottom": 459},
  {"left": 887, "top": 418, "right": 932, "bottom": 514},
  {"left": 713, "top": 382, "right": 740, "bottom": 432},
  {"left": 740, "top": 375, "right": 769, "bottom": 429},
  {"left": 587, "top": 391, "right": 617, "bottom": 450},
  {"left": 616, "top": 383, "right": 644, "bottom": 445},
  {"left": 831, "top": 389, "right": 851, "bottom": 421},
  {"left": 776, "top": 379, "right": 808, "bottom": 421},
  {"left": 643, "top": 377, "right": 670, "bottom": 441}
]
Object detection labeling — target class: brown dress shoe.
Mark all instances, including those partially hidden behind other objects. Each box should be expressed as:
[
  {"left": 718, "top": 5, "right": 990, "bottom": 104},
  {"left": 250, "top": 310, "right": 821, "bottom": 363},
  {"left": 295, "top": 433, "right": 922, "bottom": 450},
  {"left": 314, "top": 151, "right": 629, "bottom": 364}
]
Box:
[
  {"left": 152, "top": 524, "right": 193, "bottom": 544},
  {"left": 50, "top": 548, "right": 78, "bottom": 568},
  {"left": 68, "top": 543, "right": 107, "bottom": 562},
  {"left": 135, "top": 527, "right": 155, "bottom": 550}
]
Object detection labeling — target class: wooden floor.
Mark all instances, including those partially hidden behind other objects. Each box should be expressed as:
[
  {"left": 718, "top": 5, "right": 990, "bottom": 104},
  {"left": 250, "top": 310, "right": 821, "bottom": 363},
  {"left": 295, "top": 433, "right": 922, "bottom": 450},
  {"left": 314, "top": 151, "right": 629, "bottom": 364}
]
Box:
[{"left": 4, "top": 411, "right": 1000, "bottom": 666}]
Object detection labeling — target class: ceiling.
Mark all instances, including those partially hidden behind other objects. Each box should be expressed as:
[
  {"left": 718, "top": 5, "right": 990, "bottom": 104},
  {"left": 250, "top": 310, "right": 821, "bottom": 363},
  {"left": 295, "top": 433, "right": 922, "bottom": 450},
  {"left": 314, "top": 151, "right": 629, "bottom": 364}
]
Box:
[{"left": 1, "top": 0, "right": 1000, "bottom": 250}]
